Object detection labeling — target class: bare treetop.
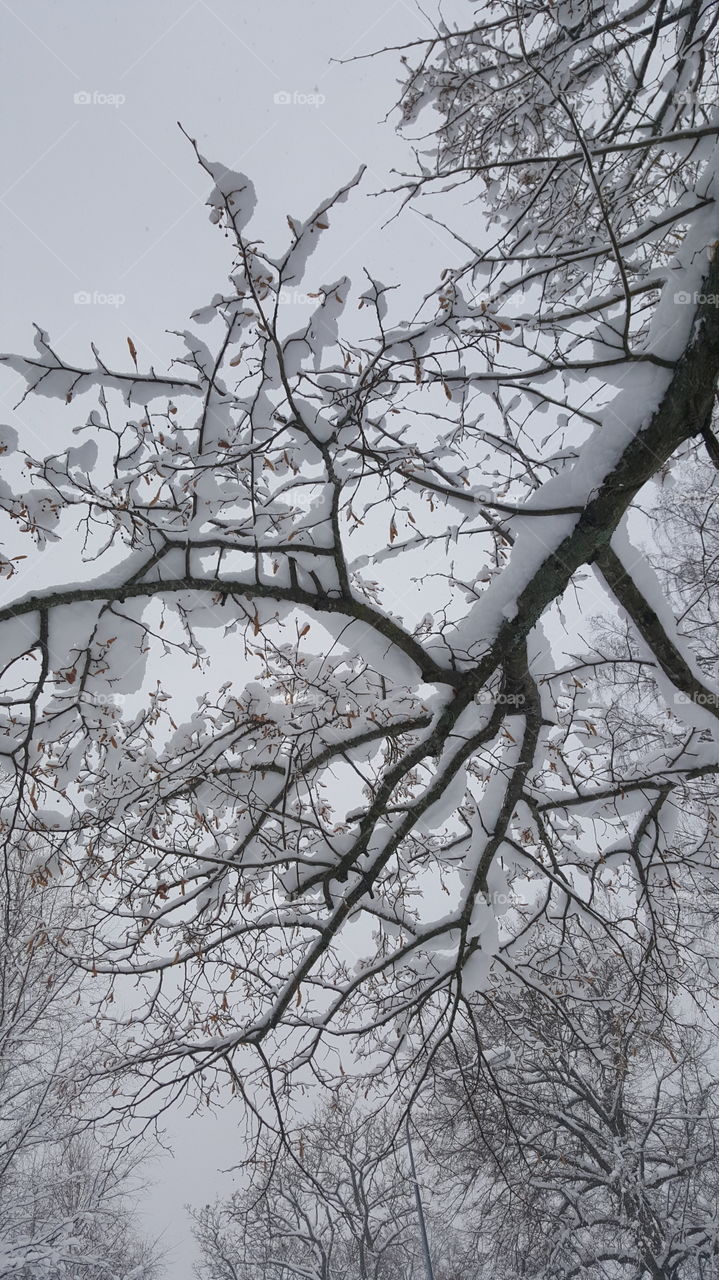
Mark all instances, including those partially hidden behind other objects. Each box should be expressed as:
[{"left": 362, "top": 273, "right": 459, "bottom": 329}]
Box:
[{"left": 0, "top": 0, "right": 719, "bottom": 1120}]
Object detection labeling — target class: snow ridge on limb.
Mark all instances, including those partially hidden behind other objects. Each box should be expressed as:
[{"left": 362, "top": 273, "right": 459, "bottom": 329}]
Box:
[
  {"left": 461, "top": 225, "right": 719, "bottom": 663},
  {"left": 0, "top": 324, "right": 202, "bottom": 407}
]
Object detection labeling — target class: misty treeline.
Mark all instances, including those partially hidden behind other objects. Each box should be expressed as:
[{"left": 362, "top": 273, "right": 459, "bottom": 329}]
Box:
[
  {"left": 0, "top": 867, "right": 161, "bottom": 1276},
  {"left": 2, "top": 0, "right": 719, "bottom": 1276},
  {"left": 193, "top": 938, "right": 719, "bottom": 1279}
]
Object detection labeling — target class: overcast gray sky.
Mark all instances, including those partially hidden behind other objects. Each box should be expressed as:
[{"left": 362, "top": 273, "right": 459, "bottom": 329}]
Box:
[
  {"left": 0, "top": 0, "right": 455, "bottom": 374},
  {"left": 0, "top": 2, "right": 461, "bottom": 1274}
]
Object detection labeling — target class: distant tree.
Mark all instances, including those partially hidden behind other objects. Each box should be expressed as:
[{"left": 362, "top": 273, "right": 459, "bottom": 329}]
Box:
[
  {"left": 193, "top": 929, "right": 719, "bottom": 1280},
  {"left": 0, "top": 866, "right": 161, "bottom": 1278},
  {"left": 415, "top": 934, "right": 719, "bottom": 1280},
  {"left": 191, "top": 1094, "right": 417, "bottom": 1280}
]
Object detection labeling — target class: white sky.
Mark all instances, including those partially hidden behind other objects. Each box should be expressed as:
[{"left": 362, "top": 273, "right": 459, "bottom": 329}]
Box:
[
  {"left": 0, "top": 2, "right": 465, "bottom": 1274},
  {"left": 0, "top": 0, "right": 461, "bottom": 378}
]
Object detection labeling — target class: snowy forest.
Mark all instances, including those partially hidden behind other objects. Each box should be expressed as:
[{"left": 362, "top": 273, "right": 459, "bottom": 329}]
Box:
[{"left": 2, "top": 0, "right": 719, "bottom": 1276}]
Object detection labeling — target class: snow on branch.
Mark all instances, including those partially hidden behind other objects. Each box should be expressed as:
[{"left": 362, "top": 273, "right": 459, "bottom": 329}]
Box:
[{"left": 2, "top": 4, "right": 719, "bottom": 1117}]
